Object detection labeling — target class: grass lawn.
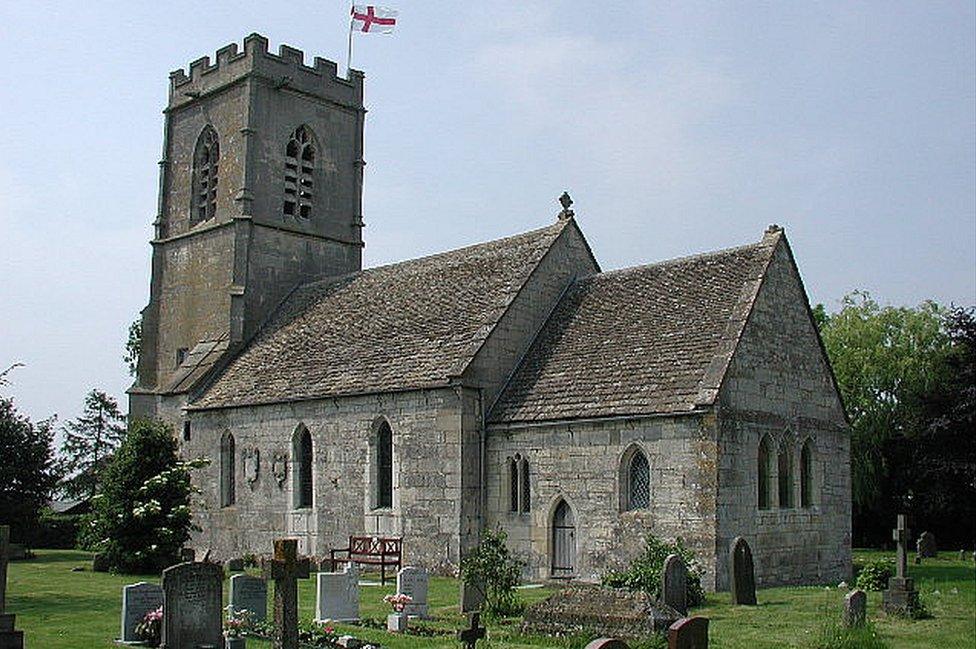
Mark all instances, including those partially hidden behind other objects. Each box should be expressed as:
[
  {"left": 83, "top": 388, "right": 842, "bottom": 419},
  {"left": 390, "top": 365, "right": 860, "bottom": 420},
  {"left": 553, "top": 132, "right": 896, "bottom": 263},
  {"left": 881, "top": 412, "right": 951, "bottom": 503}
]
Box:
[{"left": 6, "top": 549, "right": 974, "bottom": 648}]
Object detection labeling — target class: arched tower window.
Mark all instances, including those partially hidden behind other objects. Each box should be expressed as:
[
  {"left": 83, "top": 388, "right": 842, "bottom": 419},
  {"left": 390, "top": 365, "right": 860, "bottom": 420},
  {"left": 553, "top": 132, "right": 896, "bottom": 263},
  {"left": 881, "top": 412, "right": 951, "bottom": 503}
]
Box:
[
  {"left": 376, "top": 421, "right": 393, "bottom": 508},
  {"left": 219, "top": 431, "right": 235, "bottom": 507},
  {"left": 800, "top": 439, "right": 814, "bottom": 508},
  {"left": 284, "top": 126, "right": 315, "bottom": 219},
  {"left": 192, "top": 126, "right": 219, "bottom": 223},
  {"left": 778, "top": 442, "right": 794, "bottom": 509},
  {"left": 293, "top": 425, "right": 313, "bottom": 509},
  {"left": 758, "top": 436, "right": 771, "bottom": 510},
  {"left": 627, "top": 449, "right": 650, "bottom": 511}
]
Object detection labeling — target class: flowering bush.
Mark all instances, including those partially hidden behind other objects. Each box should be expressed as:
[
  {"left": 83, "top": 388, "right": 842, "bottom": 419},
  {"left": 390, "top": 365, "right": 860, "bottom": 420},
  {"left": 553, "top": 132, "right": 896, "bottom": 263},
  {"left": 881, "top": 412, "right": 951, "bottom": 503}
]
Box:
[
  {"left": 383, "top": 593, "right": 413, "bottom": 613},
  {"left": 224, "top": 606, "right": 253, "bottom": 637},
  {"left": 298, "top": 619, "right": 338, "bottom": 646},
  {"left": 135, "top": 606, "right": 162, "bottom": 647}
]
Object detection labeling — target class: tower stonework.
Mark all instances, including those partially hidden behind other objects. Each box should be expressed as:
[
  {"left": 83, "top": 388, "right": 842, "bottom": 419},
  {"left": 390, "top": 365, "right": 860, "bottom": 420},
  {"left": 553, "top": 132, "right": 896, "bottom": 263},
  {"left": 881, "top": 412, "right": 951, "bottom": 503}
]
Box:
[{"left": 130, "top": 34, "right": 365, "bottom": 423}]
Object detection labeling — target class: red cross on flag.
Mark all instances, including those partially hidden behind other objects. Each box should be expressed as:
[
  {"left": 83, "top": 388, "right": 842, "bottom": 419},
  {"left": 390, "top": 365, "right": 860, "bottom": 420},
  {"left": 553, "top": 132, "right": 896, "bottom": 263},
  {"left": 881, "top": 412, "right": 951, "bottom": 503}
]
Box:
[{"left": 351, "top": 5, "right": 398, "bottom": 34}]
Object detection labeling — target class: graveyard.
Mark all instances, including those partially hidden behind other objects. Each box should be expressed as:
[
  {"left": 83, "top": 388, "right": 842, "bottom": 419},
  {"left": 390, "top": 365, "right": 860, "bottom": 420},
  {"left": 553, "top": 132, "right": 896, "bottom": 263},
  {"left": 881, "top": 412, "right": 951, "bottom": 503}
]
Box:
[{"left": 2, "top": 547, "right": 973, "bottom": 649}]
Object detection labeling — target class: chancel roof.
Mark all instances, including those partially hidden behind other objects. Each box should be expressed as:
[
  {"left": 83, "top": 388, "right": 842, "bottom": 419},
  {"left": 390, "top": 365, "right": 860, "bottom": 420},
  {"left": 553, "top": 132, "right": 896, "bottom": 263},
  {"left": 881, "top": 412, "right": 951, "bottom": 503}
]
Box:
[
  {"left": 488, "top": 230, "right": 781, "bottom": 423},
  {"left": 192, "top": 221, "right": 571, "bottom": 409}
]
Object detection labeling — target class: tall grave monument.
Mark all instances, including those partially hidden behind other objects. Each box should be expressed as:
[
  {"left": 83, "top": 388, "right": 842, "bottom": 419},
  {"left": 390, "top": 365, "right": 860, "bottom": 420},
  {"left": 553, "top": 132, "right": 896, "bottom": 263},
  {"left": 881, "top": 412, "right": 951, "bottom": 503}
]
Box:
[
  {"left": 161, "top": 561, "right": 224, "bottom": 649},
  {"left": 0, "top": 526, "right": 25, "bottom": 649},
  {"left": 882, "top": 514, "right": 920, "bottom": 615}
]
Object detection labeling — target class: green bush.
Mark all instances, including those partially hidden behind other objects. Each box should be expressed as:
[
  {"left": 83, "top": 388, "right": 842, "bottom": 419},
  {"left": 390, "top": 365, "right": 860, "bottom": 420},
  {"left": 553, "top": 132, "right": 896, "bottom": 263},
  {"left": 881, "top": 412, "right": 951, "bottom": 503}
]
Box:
[
  {"left": 34, "top": 510, "right": 83, "bottom": 549},
  {"left": 78, "top": 419, "right": 208, "bottom": 573},
  {"left": 459, "top": 527, "right": 525, "bottom": 619},
  {"left": 853, "top": 558, "right": 893, "bottom": 592},
  {"left": 602, "top": 534, "right": 705, "bottom": 607}
]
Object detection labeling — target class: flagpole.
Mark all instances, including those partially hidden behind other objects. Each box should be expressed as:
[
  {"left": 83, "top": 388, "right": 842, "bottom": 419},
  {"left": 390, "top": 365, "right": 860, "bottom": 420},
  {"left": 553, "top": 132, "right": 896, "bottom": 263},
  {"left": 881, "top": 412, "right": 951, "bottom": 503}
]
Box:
[{"left": 346, "top": 3, "right": 355, "bottom": 77}]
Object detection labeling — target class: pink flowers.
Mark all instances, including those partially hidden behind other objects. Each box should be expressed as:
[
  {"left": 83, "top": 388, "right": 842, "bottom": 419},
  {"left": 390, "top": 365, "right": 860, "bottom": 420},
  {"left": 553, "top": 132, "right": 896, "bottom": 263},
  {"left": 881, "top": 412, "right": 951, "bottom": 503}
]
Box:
[
  {"left": 383, "top": 593, "right": 413, "bottom": 612},
  {"left": 145, "top": 606, "right": 163, "bottom": 622}
]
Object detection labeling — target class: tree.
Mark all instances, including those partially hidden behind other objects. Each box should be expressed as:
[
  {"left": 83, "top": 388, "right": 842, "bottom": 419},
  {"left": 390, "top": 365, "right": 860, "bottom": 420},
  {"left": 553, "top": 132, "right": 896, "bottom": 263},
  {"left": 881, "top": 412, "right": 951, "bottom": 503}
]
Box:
[
  {"left": 124, "top": 318, "right": 142, "bottom": 378},
  {"left": 80, "top": 419, "right": 207, "bottom": 572},
  {"left": 61, "top": 390, "right": 127, "bottom": 499},
  {"left": 0, "top": 396, "right": 61, "bottom": 545},
  {"left": 459, "top": 527, "right": 524, "bottom": 619}
]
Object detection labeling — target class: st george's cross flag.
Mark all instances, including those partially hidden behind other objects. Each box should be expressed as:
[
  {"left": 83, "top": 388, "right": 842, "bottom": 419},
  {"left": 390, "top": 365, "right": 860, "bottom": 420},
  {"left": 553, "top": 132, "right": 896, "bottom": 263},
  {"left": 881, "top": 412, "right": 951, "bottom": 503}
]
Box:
[{"left": 351, "top": 5, "right": 398, "bottom": 34}]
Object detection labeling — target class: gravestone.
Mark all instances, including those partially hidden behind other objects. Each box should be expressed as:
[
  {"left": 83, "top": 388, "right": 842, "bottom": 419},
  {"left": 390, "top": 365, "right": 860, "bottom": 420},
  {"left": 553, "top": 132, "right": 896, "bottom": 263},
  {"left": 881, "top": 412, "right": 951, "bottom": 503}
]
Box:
[
  {"left": 729, "top": 537, "right": 756, "bottom": 605},
  {"left": 160, "top": 561, "right": 223, "bottom": 649},
  {"left": 584, "top": 640, "right": 630, "bottom": 649},
  {"left": 315, "top": 563, "right": 359, "bottom": 622},
  {"left": 263, "top": 538, "right": 311, "bottom": 649},
  {"left": 668, "top": 616, "right": 709, "bottom": 649},
  {"left": 0, "top": 525, "right": 25, "bottom": 649},
  {"left": 229, "top": 574, "right": 268, "bottom": 622},
  {"left": 460, "top": 579, "right": 485, "bottom": 613},
  {"left": 661, "top": 554, "right": 688, "bottom": 615},
  {"left": 917, "top": 531, "right": 937, "bottom": 558},
  {"left": 522, "top": 583, "right": 680, "bottom": 638},
  {"left": 120, "top": 581, "right": 163, "bottom": 642},
  {"left": 843, "top": 589, "right": 866, "bottom": 628},
  {"left": 396, "top": 566, "right": 429, "bottom": 618},
  {"left": 225, "top": 557, "right": 245, "bottom": 572},
  {"left": 882, "top": 514, "right": 920, "bottom": 615},
  {"left": 457, "top": 612, "right": 486, "bottom": 649}
]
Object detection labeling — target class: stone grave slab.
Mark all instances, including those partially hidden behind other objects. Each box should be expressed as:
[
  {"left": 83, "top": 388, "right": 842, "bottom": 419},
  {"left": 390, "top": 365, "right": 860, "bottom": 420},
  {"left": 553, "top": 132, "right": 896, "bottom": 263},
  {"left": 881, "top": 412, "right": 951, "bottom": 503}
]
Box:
[
  {"left": 917, "top": 531, "right": 937, "bottom": 558},
  {"left": 661, "top": 553, "right": 688, "bottom": 615},
  {"left": 668, "top": 616, "right": 709, "bottom": 649},
  {"left": 316, "top": 563, "right": 359, "bottom": 622},
  {"left": 120, "top": 581, "right": 163, "bottom": 642},
  {"left": 843, "top": 589, "right": 866, "bottom": 628},
  {"left": 522, "top": 583, "right": 680, "bottom": 639},
  {"left": 160, "top": 561, "right": 223, "bottom": 649},
  {"left": 729, "top": 537, "right": 756, "bottom": 605},
  {"left": 584, "top": 640, "right": 630, "bottom": 649},
  {"left": 396, "top": 566, "right": 429, "bottom": 618},
  {"left": 229, "top": 574, "right": 268, "bottom": 622}
]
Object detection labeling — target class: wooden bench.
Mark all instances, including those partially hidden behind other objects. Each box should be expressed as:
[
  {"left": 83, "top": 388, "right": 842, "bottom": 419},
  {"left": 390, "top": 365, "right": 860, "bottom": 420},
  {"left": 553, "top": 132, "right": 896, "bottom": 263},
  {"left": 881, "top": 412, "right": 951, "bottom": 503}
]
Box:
[{"left": 330, "top": 535, "right": 402, "bottom": 585}]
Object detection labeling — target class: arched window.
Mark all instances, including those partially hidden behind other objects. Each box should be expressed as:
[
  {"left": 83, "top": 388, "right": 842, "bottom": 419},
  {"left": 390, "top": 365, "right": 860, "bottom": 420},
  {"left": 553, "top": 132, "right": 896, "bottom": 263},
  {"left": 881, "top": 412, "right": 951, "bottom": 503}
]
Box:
[
  {"left": 627, "top": 449, "right": 650, "bottom": 510},
  {"left": 376, "top": 421, "right": 393, "bottom": 508},
  {"left": 800, "top": 440, "right": 814, "bottom": 508},
  {"left": 192, "top": 126, "right": 219, "bottom": 223},
  {"left": 509, "top": 454, "right": 531, "bottom": 514},
  {"left": 220, "top": 432, "right": 235, "bottom": 507},
  {"left": 284, "top": 126, "right": 315, "bottom": 219},
  {"left": 293, "top": 425, "right": 313, "bottom": 509},
  {"left": 758, "top": 436, "right": 771, "bottom": 510},
  {"left": 509, "top": 456, "right": 519, "bottom": 513},
  {"left": 778, "top": 442, "right": 793, "bottom": 509},
  {"left": 520, "top": 456, "right": 531, "bottom": 513}
]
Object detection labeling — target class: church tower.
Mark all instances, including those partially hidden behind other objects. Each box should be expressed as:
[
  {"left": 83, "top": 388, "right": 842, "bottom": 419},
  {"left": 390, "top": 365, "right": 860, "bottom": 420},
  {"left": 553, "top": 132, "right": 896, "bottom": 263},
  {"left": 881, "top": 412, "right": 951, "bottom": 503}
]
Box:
[{"left": 130, "top": 34, "right": 365, "bottom": 421}]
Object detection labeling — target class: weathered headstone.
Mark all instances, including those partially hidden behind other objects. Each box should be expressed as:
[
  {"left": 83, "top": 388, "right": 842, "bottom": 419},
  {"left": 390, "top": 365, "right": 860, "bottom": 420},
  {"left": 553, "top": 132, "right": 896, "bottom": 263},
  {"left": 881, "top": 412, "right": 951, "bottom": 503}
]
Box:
[
  {"left": 584, "top": 640, "right": 630, "bottom": 649},
  {"left": 668, "top": 616, "right": 709, "bottom": 649},
  {"left": 460, "top": 579, "right": 485, "bottom": 613},
  {"left": 729, "top": 537, "right": 756, "bottom": 605},
  {"left": 160, "top": 561, "right": 223, "bottom": 649},
  {"left": 843, "top": 589, "right": 866, "bottom": 628},
  {"left": 229, "top": 573, "right": 268, "bottom": 622},
  {"left": 917, "top": 531, "right": 937, "bottom": 558},
  {"left": 120, "top": 581, "right": 163, "bottom": 642},
  {"left": 396, "top": 566, "right": 429, "bottom": 618},
  {"left": 457, "top": 612, "right": 487, "bottom": 649},
  {"left": 522, "top": 583, "right": 680, "bottom": 638},
  {"left": 661, "top": 554, "right": 688, "bottom": 615},
  {"left": 882, "top": 514, "right": 920, "bottom": 615},
  {"left": 315, "top": 563, "right": 359, "bottom": 622},
  {"left": 263, "top": 538, "right": 311, "bottom": 649},
  {"left": 0, "top": 525, "right": 25, "bottom": 649}
]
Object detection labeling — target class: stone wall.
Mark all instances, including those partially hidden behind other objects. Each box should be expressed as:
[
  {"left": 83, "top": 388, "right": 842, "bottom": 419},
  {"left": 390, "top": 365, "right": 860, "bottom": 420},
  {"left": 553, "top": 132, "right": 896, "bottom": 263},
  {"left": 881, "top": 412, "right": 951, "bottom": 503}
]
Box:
[
  {"left": 485, "top": 413, "right": 717, "bottom": 584},
  {"left": 714, "top": 236, "right": 851, "bottom": 589},
  {"left": 185, "top": 387, "right": 470, "bottom": 572}
]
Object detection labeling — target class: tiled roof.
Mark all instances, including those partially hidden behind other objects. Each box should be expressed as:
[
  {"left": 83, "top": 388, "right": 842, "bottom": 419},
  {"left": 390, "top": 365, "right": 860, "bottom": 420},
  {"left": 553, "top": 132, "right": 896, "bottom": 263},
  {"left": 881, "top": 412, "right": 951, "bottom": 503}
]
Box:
[
  {"left": 192, "top": 221, "right": 570, "bottom": 409},
  {"left": 489, "top": 233, "right": 779, "bottom": 423}
]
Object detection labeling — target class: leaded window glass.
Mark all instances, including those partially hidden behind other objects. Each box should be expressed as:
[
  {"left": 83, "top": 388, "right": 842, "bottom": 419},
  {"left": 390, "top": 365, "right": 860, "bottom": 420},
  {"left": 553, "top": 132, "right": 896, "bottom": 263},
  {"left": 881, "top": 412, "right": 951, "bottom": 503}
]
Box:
[
  {"left": 778, "top": 444, "right": 793, "bottom": 509},
  {"left": 294, "top": 426, "right": 313, "bottom": 509},
  {"left": 509, "top": 457, "right": 519, "bottom": 513},
  {"left": 800, "top": 440, "right": 813, "bottom": 508},
  {"left": 628, "top": 450, "right": 650, "bottom": 510},
  {"left": 377, "top": 422, "right": 393, "bottom": 508},
  {"left": 220, "top": 432, "right": 235, "bottom": 507},
  {"left": 758, "top": 436, "right": 771, "bottom": 509}
]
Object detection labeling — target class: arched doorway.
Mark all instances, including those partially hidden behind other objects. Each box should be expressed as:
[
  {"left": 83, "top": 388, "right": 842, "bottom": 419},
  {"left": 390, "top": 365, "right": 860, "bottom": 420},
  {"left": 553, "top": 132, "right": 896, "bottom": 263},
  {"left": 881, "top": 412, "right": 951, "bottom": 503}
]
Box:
[{"left": 551, "top": 499, "right": 576, "bottom": 578}]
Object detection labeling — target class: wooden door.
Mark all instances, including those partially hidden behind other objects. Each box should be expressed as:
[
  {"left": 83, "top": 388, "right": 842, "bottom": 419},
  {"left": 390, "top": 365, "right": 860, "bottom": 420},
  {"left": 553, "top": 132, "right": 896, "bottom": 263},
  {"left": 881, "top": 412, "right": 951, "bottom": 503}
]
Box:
[{"left": 551, "top": 500, "right": 576, "bottom": 578}]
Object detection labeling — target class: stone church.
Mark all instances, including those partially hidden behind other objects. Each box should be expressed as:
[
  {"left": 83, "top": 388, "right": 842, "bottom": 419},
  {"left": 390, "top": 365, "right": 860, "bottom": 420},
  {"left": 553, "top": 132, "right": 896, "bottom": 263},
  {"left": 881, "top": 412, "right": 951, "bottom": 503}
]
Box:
[{"left": 129, "top": 34, "right": 852, "bottom": 590}]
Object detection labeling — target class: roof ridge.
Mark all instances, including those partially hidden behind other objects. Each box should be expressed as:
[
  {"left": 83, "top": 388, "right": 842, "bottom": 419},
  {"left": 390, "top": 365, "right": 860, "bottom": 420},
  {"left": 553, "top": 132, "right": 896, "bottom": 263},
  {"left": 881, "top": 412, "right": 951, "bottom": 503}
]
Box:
[{"left": 585, "top": 238, "right": 768, "bottom": 282}]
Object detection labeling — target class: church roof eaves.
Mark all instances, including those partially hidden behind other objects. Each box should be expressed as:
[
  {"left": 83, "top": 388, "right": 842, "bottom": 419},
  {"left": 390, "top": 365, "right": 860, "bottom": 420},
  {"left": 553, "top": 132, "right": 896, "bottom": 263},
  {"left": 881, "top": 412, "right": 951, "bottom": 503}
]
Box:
[{"left": 190, "top": 219, "right": 572, "bottom": 410}]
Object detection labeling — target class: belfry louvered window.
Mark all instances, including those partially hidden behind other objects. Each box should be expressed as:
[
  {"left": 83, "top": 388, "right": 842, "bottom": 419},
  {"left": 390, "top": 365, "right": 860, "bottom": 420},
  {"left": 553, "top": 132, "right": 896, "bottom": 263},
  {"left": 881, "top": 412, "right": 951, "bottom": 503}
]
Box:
[
  {"left": 284, "top": 126, "right": 315, "bottom": 219},
  {"left": 192, "top": 126, "right": 219, "bottom": 223}
]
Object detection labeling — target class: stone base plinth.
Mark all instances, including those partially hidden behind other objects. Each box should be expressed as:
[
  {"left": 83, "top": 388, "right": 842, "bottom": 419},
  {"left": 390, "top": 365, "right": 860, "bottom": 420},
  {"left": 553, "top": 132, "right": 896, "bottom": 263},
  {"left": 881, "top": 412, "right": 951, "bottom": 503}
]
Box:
[{"left": 882, "top": 577, "right": 919, "bottom": 615}]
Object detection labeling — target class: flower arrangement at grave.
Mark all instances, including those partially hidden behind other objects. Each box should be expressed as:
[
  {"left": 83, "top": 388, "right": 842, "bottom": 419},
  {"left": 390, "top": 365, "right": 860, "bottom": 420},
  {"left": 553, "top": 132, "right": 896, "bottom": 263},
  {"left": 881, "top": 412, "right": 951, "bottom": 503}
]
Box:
[
  {"left": 297, "top": 619, "right": 340, "bottom": 646},
  {"left": 383, "top": 593, "right": 413, "bottom": 613},
  {"left": 224, "top": 606, "right": 253, "bottom": 638},
  {"left": 135, "top": 605, "right": 162, "bottom": 647}
]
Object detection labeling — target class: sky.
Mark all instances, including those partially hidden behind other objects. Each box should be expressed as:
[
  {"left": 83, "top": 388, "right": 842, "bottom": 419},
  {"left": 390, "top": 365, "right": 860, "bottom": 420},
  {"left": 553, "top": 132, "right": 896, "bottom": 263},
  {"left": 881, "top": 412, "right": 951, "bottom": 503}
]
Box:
[{"left": 0, "top": 1, "right": 974, "bottom": 430}]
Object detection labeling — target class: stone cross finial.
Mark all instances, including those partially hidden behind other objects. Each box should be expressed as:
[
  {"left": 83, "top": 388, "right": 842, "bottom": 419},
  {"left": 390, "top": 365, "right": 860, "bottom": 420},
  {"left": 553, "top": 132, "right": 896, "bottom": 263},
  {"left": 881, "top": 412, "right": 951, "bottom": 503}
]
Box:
[
  {"left": 262, "top": 539, "right": 311, "bottom": 649},
  {"left": 457, "top": 611, "right": 487, "bottom": 648},
  {"left": 892, "top": 514, "right": 910, "bottom": 579},
  {"left": 0, "top": 525, "right": 8, "bottom": 614},
  {"left": 558, "top": 192, "right": 574, "bottom": 220}
]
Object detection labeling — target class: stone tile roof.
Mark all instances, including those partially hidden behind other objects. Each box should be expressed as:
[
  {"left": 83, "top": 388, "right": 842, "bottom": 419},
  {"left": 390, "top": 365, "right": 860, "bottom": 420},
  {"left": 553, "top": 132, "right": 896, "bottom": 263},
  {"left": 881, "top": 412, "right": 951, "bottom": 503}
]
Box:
[
  {"left": 489, "top": 232, "right": 779, "bottom": 423},
  {"left": 192, "top": 221, "right": 570, "bottom": 409}
]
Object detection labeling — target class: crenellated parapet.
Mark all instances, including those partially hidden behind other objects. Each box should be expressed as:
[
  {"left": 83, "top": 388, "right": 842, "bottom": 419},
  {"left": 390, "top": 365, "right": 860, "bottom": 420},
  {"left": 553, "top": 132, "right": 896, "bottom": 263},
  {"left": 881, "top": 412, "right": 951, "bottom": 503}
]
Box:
[{"left": 168, "top": 33, "right": 363, "bottom": 110}]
